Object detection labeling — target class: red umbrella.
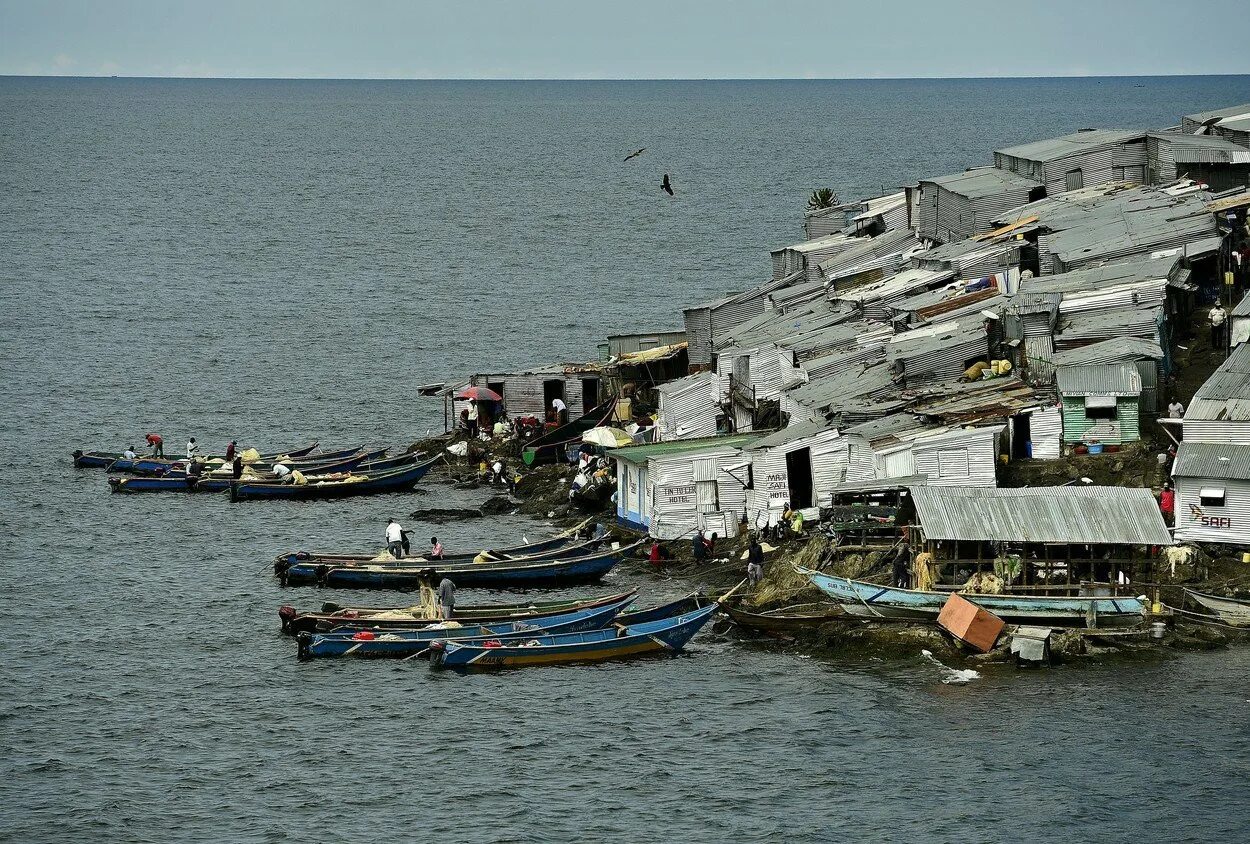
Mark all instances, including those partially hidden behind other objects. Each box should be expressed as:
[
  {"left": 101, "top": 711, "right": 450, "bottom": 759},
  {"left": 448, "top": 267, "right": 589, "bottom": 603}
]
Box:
[{"left": 456, "top": 386, "right": 502, "bottom": 402}]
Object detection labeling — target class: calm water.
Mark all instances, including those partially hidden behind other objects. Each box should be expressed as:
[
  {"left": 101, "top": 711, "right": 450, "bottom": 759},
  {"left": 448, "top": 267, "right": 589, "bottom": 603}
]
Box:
[{"left": 3, "top": 76, "right": 1250, "bottom": 843}]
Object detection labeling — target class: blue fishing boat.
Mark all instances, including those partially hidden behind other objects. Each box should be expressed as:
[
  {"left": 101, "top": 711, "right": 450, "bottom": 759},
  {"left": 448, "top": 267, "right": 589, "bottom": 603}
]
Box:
[
  {"left": 72, "top": 441, "right": 319, "bottom": 469},
  {"left": 296, "top": 597, "right": 633, "bottom": 659},
  {"left": 272, "top": 533, "right": 577, "bottom": 572},
  {"left": 108, "top": 450, "right": 381, "bottom": 493},
  {"left": 128, "top": 445, "right": 376, "bottom": 477},
  {"left": 429, "top": 603, "right": 719, "bottom": 671},
  {"left": 229, "top": 456, "right": 439, "bottom": 502},
  {"left": 799, "top": 567, "right": 1145, "bottom": 627},
  {"left": 280, "top": 539, "right": 643, "bottom": 589},
  {"left": 355, "top": 451, "right": 421, "bottom": 473}
]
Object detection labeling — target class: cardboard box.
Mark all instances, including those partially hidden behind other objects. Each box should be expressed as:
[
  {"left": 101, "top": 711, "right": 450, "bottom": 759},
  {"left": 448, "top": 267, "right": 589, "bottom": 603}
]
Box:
[{"left": 937, "top": 592, "right": 1005, "bottom": 653}]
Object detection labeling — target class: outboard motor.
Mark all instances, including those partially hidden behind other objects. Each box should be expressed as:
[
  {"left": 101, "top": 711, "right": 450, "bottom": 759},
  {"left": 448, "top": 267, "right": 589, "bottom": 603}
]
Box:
[{"left": 428, "top": 640, "right": 447, "bottom": 669}]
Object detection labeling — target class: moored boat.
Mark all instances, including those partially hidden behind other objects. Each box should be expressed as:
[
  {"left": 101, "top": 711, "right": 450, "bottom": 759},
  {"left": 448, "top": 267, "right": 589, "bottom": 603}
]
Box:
[
  {"left": 296, "top": 597, "right": 632, "bottom": 659},
  {"left": 429, "top": 603, "right": 719, "bottom": 671},
  {"left": 229, "top": 456, "right": 439, "bottom": 502},
  {"left": 521, "top": 400, "right": 616, "bottom": 466},
  {"left": 1182, "top": 588, "right": 1250, "bottom": 627},
  {"left": 279, "top": 539, "right": 644, "bottom": 589},
  {"left": 109, "top": 451, "right": 383, "bottom": 493},
  {"left": 278, "top": 590, "right": 639, "bottom": 635},
  {"left": 800, "top": 567, "right": 1145, "bottom": 627},
  {"left": 272, "top": 534, "right": 580, "bottom": 574},
  {"left": 722, "top": 600, "right": 845, "bottom": 637},
  {"left": 73, "top": 441, "right": 320, "bottom": 470}
]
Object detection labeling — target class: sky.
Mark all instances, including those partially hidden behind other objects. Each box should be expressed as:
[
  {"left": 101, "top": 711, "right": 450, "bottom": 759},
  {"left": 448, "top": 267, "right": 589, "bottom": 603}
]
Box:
[{"left": 2, "top": 0, "right": 1248, "bottom": 80}]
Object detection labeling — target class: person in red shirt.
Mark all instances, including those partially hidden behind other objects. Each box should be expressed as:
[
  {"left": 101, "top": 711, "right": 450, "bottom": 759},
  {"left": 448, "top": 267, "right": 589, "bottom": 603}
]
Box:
[
  {"left": 648, "top": 540, "right": 663, "bottom": 568},
  {"left": 1160, "top": 482, "right": 1175, "bottom": 526},
  {"left": 144, "top": 433, "right": 164, "bottom": 457}
]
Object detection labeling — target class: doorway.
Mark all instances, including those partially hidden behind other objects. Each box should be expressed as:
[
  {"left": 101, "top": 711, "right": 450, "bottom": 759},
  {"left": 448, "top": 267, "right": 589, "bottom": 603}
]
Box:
[
  {"left": 1012, "top": 413, "right": 1032, "bottom": 458},
  {"left": 785, "top": 447, "right": 814, "bottom": 509},
  {"left": 543, "top": 380, "right": 566, "bottom": 422},
  {"left": 581, "top": 377, "right": 600, "bottom": 414}
]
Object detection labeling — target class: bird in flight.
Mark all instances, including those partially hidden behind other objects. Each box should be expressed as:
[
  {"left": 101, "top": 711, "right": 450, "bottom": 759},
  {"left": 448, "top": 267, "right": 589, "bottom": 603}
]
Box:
[
  {"left": 661, "top": 174, "right": 674, "bottom": 196},
  {"left": 623, "top": 148, "right": 646, "bottom": 162}
]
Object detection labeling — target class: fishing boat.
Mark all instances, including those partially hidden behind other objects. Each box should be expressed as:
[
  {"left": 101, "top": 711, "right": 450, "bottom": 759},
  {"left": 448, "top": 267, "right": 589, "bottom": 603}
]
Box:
[
  {"left": 279, "top": 539, "right": 644, "bottom": 589},
  {"left": 108, "top": 451, "right": 383, "bottom": 493},
  {"left": 429, "top": 603, "right": 719, "bottom": 671},
  {"left": 278, "top": 590, "right": 639, "bottom": 635},
  {"left": 229, "top": 456, "right": 439, "bottom": 502},
  {"left": 722, "top": 600, "right": 845, "bottom": 637},
  {"left": 72, "top": 441, "right": 319, "bottom": 469},
  {"left": 355, "top": 451, "right": 421, "bottom": 473},
  {"left": 296, "top": 597, "right": 633, "bottom": 660},
  {"left": 800, "top": 567, "right": 1145, "bottom": 627},
  {"left": 1181, "top": 588, "right": 1250, "bottom": 627},
  {"left": 521, "top": 400, "right": 616, "bottom": 466},
  {"left": 128, "top": 445, "right": 378, "bottom": 478},
  {"left": 272, "top": 534, "right": 580, "bottom": 573},
  {"left": 614, "top": 593, "right": 711, "bottom": 625}
]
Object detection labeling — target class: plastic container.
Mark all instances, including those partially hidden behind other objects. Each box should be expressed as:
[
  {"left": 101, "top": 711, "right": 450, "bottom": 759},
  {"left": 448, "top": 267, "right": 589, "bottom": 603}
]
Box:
[
  {"left": 1074, "top": 444, "right": 1088, "bottom": 455},
  {"left": 1088, "top": 443, "right": 1104, "bottom": 454}
]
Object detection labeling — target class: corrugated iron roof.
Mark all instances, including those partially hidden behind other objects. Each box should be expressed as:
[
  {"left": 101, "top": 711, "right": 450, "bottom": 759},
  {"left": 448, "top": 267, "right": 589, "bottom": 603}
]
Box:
[
  {"left": 612, "top": 433, "right": 762, "bottom": 464},
  {"left": 616, "top": 342, "right": 687, "bottom": 365},
  {"left": 909, "top": 485, "right": 1173, "bottom": 545},
  {"left": 995, "top": 129, "right": 1145, "bottom": 163},
  {"left": 1056, "top": 363, "right": 1142, "bottom": 396},
  {"left": 1049, "top": 337, "right": 1164, "bottom": 366},
  {"left": 747, "top": 419, "right": 839, "bottom": 451},
  {"left": 1173, "top": 441, "right": 1250, "bottom": 481},
  {"left": 921, "top": 166, "right": 1042, "bottom": 200},
  {"left": 1188, "top": 343, "right": 1250, "bottom": 421}
]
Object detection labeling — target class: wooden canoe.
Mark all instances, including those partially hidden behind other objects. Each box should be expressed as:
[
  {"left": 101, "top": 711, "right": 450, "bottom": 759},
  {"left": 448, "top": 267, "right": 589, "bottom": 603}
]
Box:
[
  {"left": 229, "top": 456, "right": 438, "bottom": 502},
  {"left": 722, "top": 600, "right": 844, "bottom": 636},
  {"left": 1183, "top": 588, "right": 1250, "bottom": 627}
]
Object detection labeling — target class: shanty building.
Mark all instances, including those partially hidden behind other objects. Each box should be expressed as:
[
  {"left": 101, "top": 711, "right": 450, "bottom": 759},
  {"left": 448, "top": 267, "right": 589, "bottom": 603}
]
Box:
[
  {"left": 913, "top": 167, "right": 1044, "bottom": 245},
  {"left": 993, "top": 129, "right": 1148, "bottom": 193},
  {"left": 683, "top": 274, "right": 802, "bottom": 370},
  {"left": 654, "top": 371, "right": 722, "bottom": 442},
  {"left": 1056, "top": 363, "right": 1143, "bottom": 445},
  {"left": 1049, "top": 337, "right": 1166, "bottom": 414},
  {"left": 1172, "top": 441, "right": 1250, "bottom": 545},
  {"left": 906, "top": 485, "right": 1173, "bottom": 587},
  {"left": 742, "top": 420, "right": 847, "bottom": 528},
  {"left": 1147, "top": 132, "right": 1250, "bottom": 191},
  {"left": 1181, "top": 102, "right": 1250, "bottom": 150},
  {"left": 1182, "top": 342, "right": 1250, "bottom": 445},
  {"left": 601, "top": 330, "right": 687, "bottom": 359},
  {"left": 611, "top": 434, "right": 760, "bottom": 540},
  {"left": 461, "top": 363, "right": 602, "bottom": 420}
]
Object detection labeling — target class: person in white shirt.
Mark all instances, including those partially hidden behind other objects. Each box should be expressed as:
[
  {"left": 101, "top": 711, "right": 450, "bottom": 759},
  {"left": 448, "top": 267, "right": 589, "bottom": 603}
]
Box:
[
  {"left": 551, "top": 397, "right": 567, "bottom": 424},
  {"left": 1210, "top": 304, "right": 1227, "bottom": 351},
  {"left": 1168, "top": 400, "right": 1185, "bottom": 419},
  {"left": 385, "top": 519, "right": 404, "bottom": 558},
  {"left": 271, "top": 462, "right": 292, "bottom": 483},
  {"left": 186, "top": 437, "right": 200, "bottom": 460},
  {"left": 123, "top": 446, "right": 137, "bottom": 460}
]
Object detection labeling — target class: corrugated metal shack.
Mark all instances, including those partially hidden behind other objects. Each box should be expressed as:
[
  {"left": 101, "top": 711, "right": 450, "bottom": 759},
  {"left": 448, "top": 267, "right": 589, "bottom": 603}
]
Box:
[
  {"left": 1147, "top": 132, "right": 1250, "bottom": 191},
  {"left": 1056, "top": 363, "right": 1142, "bottom": 445},
  {"left": 1172, "top": 441, "right": 1250, "bottom": 545},
  {"left": 1232, "top": 294, "right": 1250, "bottom": 346},
  {"left": 463, "top": 363, "right": 602, "bottom": 420},
  {"left": 612, "top": 433, "right": 761, "bottom": 540},
  {"left": 911, "top": 236, "right": 1022, "bottom": 279},
  {"left": 743, "top": 420, "right": 848, "bottom": 527},
  {"left": 1182, "top": 102, "right": 1250, "bottom": 149},
  {"left": 604, "top": 342, "right": 689, "bottom": 422},
  {"left": 655, "top": 371, "right": 722, "bottom": 441},
  {"left": 994, "top": 129, "right": 1148, "bottom": 193},
  {"left": 604, "top": 330, "right": 687, "bottom": 358},
  {"left": 906, "top": 485, "right": 1172, "bottom": 586},
  {"left": 915, "top": 167, "right": 1044, "bottom": 244},
  {"left": 1050, "top": 337, "right": 1165, "bottom": 413},
  {"left": 886, "top": 314, "right": 993, "bottom": 388},
  {"left": 1183, "top": 342, "right": 1250, "bottom": 445},
  {"left": 682, "top": 272, "right": 803, "bottom": 369},
  {"left": 833, "top": 266, "right": 956, "bottom": 322}
]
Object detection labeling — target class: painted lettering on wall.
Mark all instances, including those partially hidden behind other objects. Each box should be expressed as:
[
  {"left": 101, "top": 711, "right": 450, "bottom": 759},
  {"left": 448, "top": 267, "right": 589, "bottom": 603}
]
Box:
[
  {"left": 1199, "top": 516, "right": 1233, "bottom": 529},
  {"left": 660, "top": 484, "right": 696, "bottom": 506}
]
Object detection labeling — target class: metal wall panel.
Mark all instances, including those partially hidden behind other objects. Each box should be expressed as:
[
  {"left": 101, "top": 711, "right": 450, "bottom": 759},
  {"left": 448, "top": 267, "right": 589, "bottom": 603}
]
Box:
[{"left": 1174, "top": 477, "right": 1250, "bottom": 545}]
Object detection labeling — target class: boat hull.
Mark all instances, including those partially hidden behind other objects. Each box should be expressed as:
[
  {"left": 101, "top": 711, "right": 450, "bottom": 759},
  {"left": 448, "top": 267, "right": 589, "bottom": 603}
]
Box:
[
  {"left": 722, "top": 601, "right": 844, "bottom": 636},
  {"left": 1184, "top": 588, "right": 1250, "bottom": 626},
  {"left": 230, "top": 457, "right": 438, "bottom": 502},
  {"left": 802, "top": 569, "right": 1144, "bottom": 627},
  {"left": 273, "top": 535, "right": 583, "bottom": 575}
]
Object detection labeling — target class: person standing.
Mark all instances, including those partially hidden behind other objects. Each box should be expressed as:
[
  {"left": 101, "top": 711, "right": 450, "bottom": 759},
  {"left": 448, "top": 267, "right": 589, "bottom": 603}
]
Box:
[
  {"left": 1167, "top": 399, "right": 1185, "bottom": 419},
  {"left": 436, "top": 577, "right": 456, "bottom": 619},
  {"left": 648, "top": 539, "right": 663, "bottom": 568},
  {"left": 1160, "top": 482, "right": 1176, "bottom": 527},
  {"left": 747, "top": 536, "right": 765, "bottom": 585},
  {"left": 145, "top": 433, "right": 164, "bottom": 457},
  {"left": 429, "top": 536, "right": 444, "bottom": 559},
  {"left": 551, "top": 396, "right": 567, "bottom": 425},
  {"left": 692, "top": 530, "right": 707, "bottom": 563},
  {"left": 892, "top": 546, "right": 910, "bottom": 588},
  {"left": 385, "top": 519, "right": 404, "bottom": 558},
  {"left": 467, "top": 401, "right": 480, "bottom": 439},
  {"left": 186, "top": 437, "right": 200, "bottom": 460},
  {"left": 225, "top": 440, "right": 237, "bottom": 462},
  {"left": 1210, "top": 303, "right": 1228, "bottom": 352},
  {"left": 231, "top": 454, "right": 244, "bottom": 479}
]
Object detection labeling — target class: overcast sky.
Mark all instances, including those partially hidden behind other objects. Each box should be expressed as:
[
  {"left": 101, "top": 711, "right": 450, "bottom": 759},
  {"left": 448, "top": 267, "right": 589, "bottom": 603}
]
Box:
[{"left": 2, "top": 0, "right": 1248, "bottom": 80}]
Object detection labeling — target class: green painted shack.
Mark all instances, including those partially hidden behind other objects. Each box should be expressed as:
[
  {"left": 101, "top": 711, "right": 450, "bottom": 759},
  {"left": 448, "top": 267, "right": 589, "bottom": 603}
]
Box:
[{"left": 1056, "top": 363, "right": 1142, "bottom": 445}]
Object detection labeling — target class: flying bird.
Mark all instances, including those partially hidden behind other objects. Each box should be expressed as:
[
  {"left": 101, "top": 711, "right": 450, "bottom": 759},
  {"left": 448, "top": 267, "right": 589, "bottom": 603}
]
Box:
[
  {"left": 661, "top": 173, "right": 674, "bottom": 196},
  {"left": 623, "top": 148, "right": 646, "bottom": 162}
]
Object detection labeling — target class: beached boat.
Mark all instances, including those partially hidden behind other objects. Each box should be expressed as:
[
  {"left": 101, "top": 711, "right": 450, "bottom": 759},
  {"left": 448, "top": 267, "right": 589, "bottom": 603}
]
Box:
[
  {"left": 278, "top": 590, "right": 639, "bottom": 635},
  {"left": 272, "top": 534, "right": 581, "bottom": 573},
  {"left": 296, "top": 597, "right": 632, "bottom": 659},
  {"left": 72, "top": 441, "right": 319, "bottom": 469},
  {"left": 279, "top": 539, "right": 644, "bottom": 589},
  {"left": 229, "top": 456, "right": 439, "bottom": 502},
  {"left": 1182, "top": 588, "right": 1250, "bottom": 627},
  {"left": 109, "top": 451, "right": 382, "bottom": 493},
  {"left": 521, "top": 400, "right": 616, "bottom": 466},
  {"left": 614, "top": 593, "right": 711, "bottom": 625},
  {"left": 800, "top": 567, "right": 1145, "bottom": 627},
  {"left": 355, "top": 451, "right": 421, "bottom": 473},
  {"left": 429, "top": 602, "right": 719, "bottom": 671},
  {"left": 722, "top": 600, "right": 845, "bottom": 637}
]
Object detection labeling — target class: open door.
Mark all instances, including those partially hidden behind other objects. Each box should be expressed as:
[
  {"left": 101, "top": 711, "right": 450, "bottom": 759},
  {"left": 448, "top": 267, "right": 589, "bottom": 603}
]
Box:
[
  {"left": 785, "top": 447, "right": 814, "bottom": 509},
  {"left": 581, "top": 377, "right": 600, "bottom": 414}
]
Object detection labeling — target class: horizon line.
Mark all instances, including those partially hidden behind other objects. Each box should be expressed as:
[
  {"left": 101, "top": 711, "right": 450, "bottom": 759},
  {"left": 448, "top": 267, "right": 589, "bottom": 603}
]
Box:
[{"left": 3, "top": 71, "right": 1250, "bottom": 83}]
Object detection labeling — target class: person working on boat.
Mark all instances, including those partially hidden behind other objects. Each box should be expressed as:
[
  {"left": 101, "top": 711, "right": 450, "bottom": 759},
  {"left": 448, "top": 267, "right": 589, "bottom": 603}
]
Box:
[
  {"left": 892, "top": 545, "right": 910, "bottom": 588},
  {"left": 186, "top": 437, "right": 200, "bottom": 460},
  {"left": 437, "top": 576, "right": 456, "bottom": 619},
  {"left": 185, "top": 457, "right": 204, "bottom": 491},
  {"left": 747, "top": 536, "right": 764, "bottom": 585},
  {"left": 145, "top": 433, "right": 164, "bottom": 457},
  {"left": 551, "top": 396, "right": 567, "bottom": 425},
  {"left": 225, "top": 440, "right": 237, "bottom": 461},
  {"left": 429, "top": 536, "right": 444, "bottom": 559},
  {"left": 271, "top": 462, "right": 293, "bottom": 483},
  {"left": 123, "top": 445, "right": 137, "bottom": 460},
  {"left": 385, "top": 519, "right": 404, "bottom": 558},
  {"left": 231, "top": 454, "right": 244, "bottom": 479}
]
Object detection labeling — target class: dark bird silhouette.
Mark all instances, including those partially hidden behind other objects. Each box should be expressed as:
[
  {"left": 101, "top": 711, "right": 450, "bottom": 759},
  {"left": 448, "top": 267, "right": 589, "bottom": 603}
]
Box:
[
  {"left": 661, "top": 174, "right": 674, "bottom": 196},
  {"left": 624, "top": 148, "right": 646, "bottom": 162}
]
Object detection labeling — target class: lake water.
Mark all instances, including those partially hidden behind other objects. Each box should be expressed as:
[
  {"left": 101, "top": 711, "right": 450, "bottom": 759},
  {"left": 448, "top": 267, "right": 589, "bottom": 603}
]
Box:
[{"left": 3, "top": 76, "right": 1250, "bottom": 842}]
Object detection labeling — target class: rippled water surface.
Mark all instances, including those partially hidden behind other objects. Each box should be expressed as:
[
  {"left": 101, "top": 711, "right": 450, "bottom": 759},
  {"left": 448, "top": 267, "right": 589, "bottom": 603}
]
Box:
[{"left": 3, "top": 76, "right": 1250, "bottom": 843}]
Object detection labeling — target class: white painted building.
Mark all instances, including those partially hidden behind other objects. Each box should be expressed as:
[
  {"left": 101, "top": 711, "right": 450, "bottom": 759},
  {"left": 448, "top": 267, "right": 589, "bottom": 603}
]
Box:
[
  {"left": 742, "top": 421, "right": 848, "bottom": 527},
  {"left": 1173, "top": 441, "right": 1250, "bottom": 546}
]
